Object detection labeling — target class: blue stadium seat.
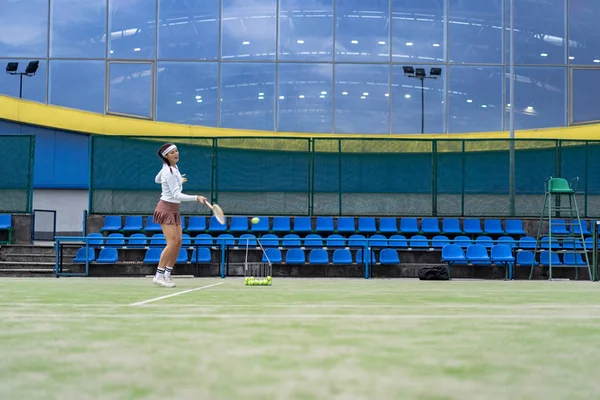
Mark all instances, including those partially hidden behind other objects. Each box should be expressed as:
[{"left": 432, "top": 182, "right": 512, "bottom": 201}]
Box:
[
  {"left": 585, "top": 237, "right": 599, "bottom": 249},
  {"left": 285, "top": 249, "right": 305, "bottom": 264},
  {"left": 209, "top": 215, "right": 227, "bottom": 232},
  {"left": 540, "top": 251, "right": 562, "bottom": 266},
  {"left": 272, "top": 217, "right": 291, "bottom": 233},
  {"left": 96, "top": 248, "right": 118, "bottom": 263},
  {"left": 87, "top": 233, "right": 104, "bottom": 247},
  {"left": 356, "top": 249, "right": 376, "bottom": 264},
  {"left": 195, "top": 234, "right": 213, "bottom": 247},
  {"left": 176, "top": 248, "right": 189, "bottom": 263},
  {"left": 378, "top": 218, "right": 398, "bottom": 233},
  {"left": 379, "top": 249, "right": 400, "bottom": 265},
  {"left": 571, "top": 220, "right": 590, "bottom": 235},
  {"left": 316, "top": 217, "right": 334, "bottom": 233},
  {"left": 498, "top": 236, "right": 516, "bottom": 249},
  {"left": 348, "top": 234, "right": 367, "bottom": 247},
  {"left": 563, "top": 253, "right": 586, "bottom": 266},
  {"left": 463, "top": 219, "right": 483, "bottom": 235},
  {"left": 180, "top": 217, "right": 186, "bottom": 230},
  {"left": 263, "top": 248, "right": 282, "bottom": 263},
  {"left": 106, "top": 233, "right": 125, "bottom": 247},
  {"left": 357, "top": 217, "right": 376, "bottom": 234},
  {"left": 144, "top": 216, "right": 162, "bottom": 233},
  {"left": 562, "top": 238, "right": 583, "bottom": 249},
  {"left": 123, "top": 216, "right": 143, "bottom": 233},
  {"left": 150, "top": 234, "right": 166, "bottom": 247},
  {"left": 400, "top": 218, "right": 419, "bottom": 234},
  {"left": 73, "top": 247, "right": 95, "bottom": 263},
  {"left": 505, "top": 219, "right": 526, "bottom": 236},
  {"left": 238, "top": 234, "right": 257, "bottom": 247},
  {"left": 516, "top": 250, "right": 537, "bottom": 266},
  {"left": 191, "top": 248, "right": 211, "bottom": 263},
  {"left": 466, "top": 244, "right": 491, "bottom": 264},
  {"left": 101, "top": 216, "right": 122, "bottom": 232},
  {"left": 229, "top": 216, "right": 249, "bottom": 233},
  {"left": 453, "top": 235, "right": 472, "bottom": 248},
  {"left": 484, "top": 219, "right": 505, "bottom": 235},
  {"left": 409, "top": 235, "right": 429, "bottom": 248},
  {"left": 551, "top": 219, "right": 569, "bottom": 235},
  {"left": 181, "top": 234, "right": 192, "bottom": 247},
  {"left": 293, "top": 217, "right": 312, "bottom": 233},
  {"left": 431, "top": 235, "right": 450, "bottom": 248},
  {"left": 369, "top": 234, "right": 388, "bottom": 248},
  {"left": 250, "top": 216, "right": 269, "bottom": 233},
  {"left": 332, "top": 249, "right": 353, "bottom": 264},
  {"left": 388, "top": 235, "right": 408, "bottom": 248},
  {"left": 127, "top": 233, "right": 147, "bottom": 248},
  {"left": 441, "top": 244, "right": 467, "bottom": 264},
  {"left": 143, "top": 248, "right": 162, "bottom": 264},
  {"left": 475, "top": 235, "right": 494, "bottom": 248},
  {"left": 260, "top": 234, "right": 279, "bottom": 247},
  {"left": 490, "top": 245, "right": 514, "bottom": 264},
  {"left": 326, "top": 234, "right": 345, "bottom": 247},
  {"left": 0, "top": 214, "right": 12, "bottom": 244},
  {"left": 309, "top": 249, "right": 329, "bottom": 264},
  {"left": 282, "top": 234, "right": 301, "bottom": 247},
  {"left": 217, "top": 234, "right": 235, "bottom": 246},
  {"left": 337, "top": 217, "right": 356, "bottom": 233},
  {"left": 186, "top": 216, "right": 207, "bottom": 233},
  {"left": 304, "top": 234, "right": 323, "bottom": 248},
  {"left": 441, "top": 218, "right": 461, "bottom": 235},
  {"left": 518, "top": 236, "right": 536, "bottom": 249},
  {"left": 420, "top": 218, "right": 440, "bottom": 235},
  {"left": 541, "top": 236, "right": 560, "bottom": 249}
]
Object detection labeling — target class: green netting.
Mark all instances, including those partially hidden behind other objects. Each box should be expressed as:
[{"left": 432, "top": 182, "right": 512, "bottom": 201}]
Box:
[
  {"left": 90, "top": 135, "right": 600, "bottom": 217},
  {"left": 0, "top": 135, "right": 34, "bottom": 213}
]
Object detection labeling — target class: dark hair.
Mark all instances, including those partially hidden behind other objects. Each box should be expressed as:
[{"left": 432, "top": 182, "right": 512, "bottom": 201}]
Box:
[{"left": 158, "top": 143, "right": 176, "bottom": 172}]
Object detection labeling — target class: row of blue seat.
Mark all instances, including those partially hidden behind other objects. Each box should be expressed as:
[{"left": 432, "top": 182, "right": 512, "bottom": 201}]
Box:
[
  {"left": 99, "top": 215, "right": 539, "bottom": 236},
  {"left": 0, "top": 214, "right": 12, "bottom": 244},
  {"left": 86, "top": 232, "right": 600, "bottom": 250},
  {"left": 74, "top": 247, "right": 212, "bottom": 264},
  {"left": 442, "top": 245, "right": 588, "bottom": 266}
]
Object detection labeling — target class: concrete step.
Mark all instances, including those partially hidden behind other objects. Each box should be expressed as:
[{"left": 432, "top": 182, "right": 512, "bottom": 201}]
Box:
[
  {"left": 0, "top": 244, "right": 57, "bottom": 256},
  {"left": 0, "top": 261, "right": 56, "bottom": 269},
  {"left": 0, "top": 254, "right": 57, "bottom": 263}
]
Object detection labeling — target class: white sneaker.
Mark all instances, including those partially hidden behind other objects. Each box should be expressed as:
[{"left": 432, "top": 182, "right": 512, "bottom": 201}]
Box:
[
  {"left": 153, "top": 276, "right": 168, "bottom": 287},
  {"left": 164, "top": 276, "right": 176, "bottom": 288}
]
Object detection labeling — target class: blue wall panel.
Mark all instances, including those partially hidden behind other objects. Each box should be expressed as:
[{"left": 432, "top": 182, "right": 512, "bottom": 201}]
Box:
[{"left": 0, "top": 119, "right": 89, "bottom": 189}]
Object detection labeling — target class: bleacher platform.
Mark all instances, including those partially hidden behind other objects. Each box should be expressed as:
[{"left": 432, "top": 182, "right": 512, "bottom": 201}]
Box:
[{"left": 55, "top": 214, "right": 599, "bottom": 279}]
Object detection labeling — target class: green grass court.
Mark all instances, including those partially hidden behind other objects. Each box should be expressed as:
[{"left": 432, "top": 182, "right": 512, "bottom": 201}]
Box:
[{"left": 2, "top": 278, "right": 600, "bottom": 400}]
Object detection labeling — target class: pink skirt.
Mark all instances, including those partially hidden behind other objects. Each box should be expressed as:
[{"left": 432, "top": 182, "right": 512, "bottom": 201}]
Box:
[{"left": 153, "top": 200, "right": 182, "bottom": 225}]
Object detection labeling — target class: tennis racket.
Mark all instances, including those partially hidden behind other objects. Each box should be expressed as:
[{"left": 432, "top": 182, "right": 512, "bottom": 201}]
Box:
[{"left": 203, "top": 200, "right": 226, "bottom": 225}]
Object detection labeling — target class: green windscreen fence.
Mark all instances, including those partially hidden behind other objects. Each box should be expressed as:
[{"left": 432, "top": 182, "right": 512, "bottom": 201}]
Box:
[
  {"left": 0, "top": 135, "right": 35, "bottom": 213},
  {"left": 90, "top": 135, "right": 600, "bottom": 217}
]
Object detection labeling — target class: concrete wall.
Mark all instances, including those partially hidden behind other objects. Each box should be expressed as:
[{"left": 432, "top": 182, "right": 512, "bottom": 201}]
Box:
[{"left": 32, "top": 189, "right": 87, "bottom": 236}]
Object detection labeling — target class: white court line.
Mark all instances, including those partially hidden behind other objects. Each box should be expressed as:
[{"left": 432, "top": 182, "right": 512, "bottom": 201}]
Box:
[{"left": 130, "top": 282, "right": 224, "bottom": 306}]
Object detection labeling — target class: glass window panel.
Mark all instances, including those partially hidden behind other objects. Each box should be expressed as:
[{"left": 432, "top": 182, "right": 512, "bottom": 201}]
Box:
[
  {"left": 505, "top": 0, "right": 566, "bottom": 65},
  {"left": 448, "top": 0, "right": 503, "bottom": 64},
  {"left": 50, "top": 0, "right": 106, "bottom": 58},
  {"left": 220, "top": 63, "right": 275, "bottom": 130},
  {"left": 505, "top": 67, "right": 566, "bottom": 130},
  {"left": 156, "top": 62, "right": 219, "bottom": 126},
  {"left": 278, "top": 0, "right": 334, "bottom": 61},
  {"left": 108, "top": 62, "right": 153, "bottom": 118},
  {"left": 108, "top": 0, "right": 156, "bottom": 59},
  {"left": 49, "top": 60, "right": 105, "bottom": 113},
  {"left": 221, "top": 0, "right": 276, "bottom": 61},
  {"left": 0, "top": 0, "right": 48, "bottom": 58},
  {"left": 391, "top": 0, "right": 445, "bottom": 62},
  {"left": 568, "top": 1, "right": 600, "bottom": 66},
  {"left": 158, "top": 0, "right": 219, "bottom": 60},
  {"left": 335, "top": 0, "right": 390, "bottom": 62},
  {"left": 277, "top": 63, "right": 333, "bottom": 133},
  {"left": 0, "top": 60, "right": 47, "bottom": 103},
  {"left": 391, "top": 66, "right": 445, "bottom": 134},
  {"left": 334, "top": 64, "right": 390, "bottom": 134},
  {"left": 572, "top": 69, "right": 600, "bottom": 123},
  {"left": 449, "top": 66, "right": 503, "bottom": 133}
]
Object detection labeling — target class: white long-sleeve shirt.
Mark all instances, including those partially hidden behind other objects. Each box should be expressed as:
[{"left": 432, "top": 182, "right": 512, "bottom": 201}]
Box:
[{"left": 155, "top": 164, "right": 198, "bottom": 203}]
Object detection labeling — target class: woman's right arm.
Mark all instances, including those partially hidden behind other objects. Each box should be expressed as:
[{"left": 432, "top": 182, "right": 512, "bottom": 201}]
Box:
[{"left": 155, "top": 169, "right": 163, "bottom": 184}]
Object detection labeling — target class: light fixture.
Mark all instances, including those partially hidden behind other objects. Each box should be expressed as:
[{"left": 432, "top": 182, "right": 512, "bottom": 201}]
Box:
[
  {"left": 5, "top": 62, "right": 18, "bottom": 73},
  {"left": 402, "top": 65, "right": 442, "bottom": 133},
  {"left": 540, "top": 53, "right": 548, "bottom": 57},
  {"left": 351, "top": 40, "right": 359, "bottom": 44},
  {"left": 467, "top": 99, "right": 473, "bottom": 103},
  {"left": 415, "top": 68, "right": 426, "bottom": 77},
  {"left": 430, "top": 67, "right": 442, "bottom": 76},
  {"left": 432, "top": 43, "right": 440, "bottom": 47},
  {"left": 342, "top": 91, "right": 348, "bottom": 95},
  {"left": 25, "top": 61, "right": 39, "bottom": 75},
  {"left": 378, "top": 41, "right": 386, "bottom": 45},
  {"left": 5, "top": 60, "right": 40, "bottom": 98},
  {"left": 297, "top": 39, "right": 304, "bottom": 44},
  {"left": 404, "top": 94, "right": 411, "bottom": 99},
  {"left": 406, "top": 42, "right": 413, "bottom": 46},
  {"left": 403, "top": 66, "right": 415, "bottom": 75}
]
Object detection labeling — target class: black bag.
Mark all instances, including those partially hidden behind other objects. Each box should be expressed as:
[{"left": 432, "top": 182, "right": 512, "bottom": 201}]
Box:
[{"left": 418, "top": 266, "right": 450, "bottom": 281}]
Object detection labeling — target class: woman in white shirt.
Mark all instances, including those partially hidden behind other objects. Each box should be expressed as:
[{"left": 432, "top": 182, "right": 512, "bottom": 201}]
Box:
[{"left": 152, "top": 143, "right": 207, "bottom": 288}]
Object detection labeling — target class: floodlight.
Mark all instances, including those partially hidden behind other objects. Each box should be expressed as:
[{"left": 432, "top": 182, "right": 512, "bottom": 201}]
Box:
[
  {"left": 402, "top": 66, "right": 415, "bottom": 75},
  {"left": 430, "top": 68, "right": 442, "bottom": 76},
  {"left": 415, "top": 68, "right": 426, "bottom": 77},
  {"left": 25, "top": 61, "right": 39, "bottom": 75},
  {"left": 6, "top": 62, "right": 18, "bottom": 73}
]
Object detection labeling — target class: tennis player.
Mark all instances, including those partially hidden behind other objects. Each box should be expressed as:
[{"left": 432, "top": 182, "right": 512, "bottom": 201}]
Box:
[{"left": 152, "top": 143, "right": 206, "bottom": 288}]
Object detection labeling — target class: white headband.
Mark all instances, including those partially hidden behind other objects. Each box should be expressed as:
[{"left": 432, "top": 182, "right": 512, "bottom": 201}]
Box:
[{"left": 161, "top": 144, "right": 177, "bottom": 157}]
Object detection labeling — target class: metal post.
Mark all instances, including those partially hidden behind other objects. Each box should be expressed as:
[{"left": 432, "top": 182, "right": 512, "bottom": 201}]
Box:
[
  {"left": 509, "top": 0, "right": 516, "bottom": 216},
  {"left": 421, "top": 77, "right": 425, "bottom": 134},
  {"left": 19, "top": 74, "right": 23, "bottom": 98}
]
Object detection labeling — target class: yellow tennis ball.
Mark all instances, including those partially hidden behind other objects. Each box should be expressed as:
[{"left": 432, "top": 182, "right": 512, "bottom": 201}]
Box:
[{"left": 251, "top": 217, "right": 260, "bottom": 224}]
